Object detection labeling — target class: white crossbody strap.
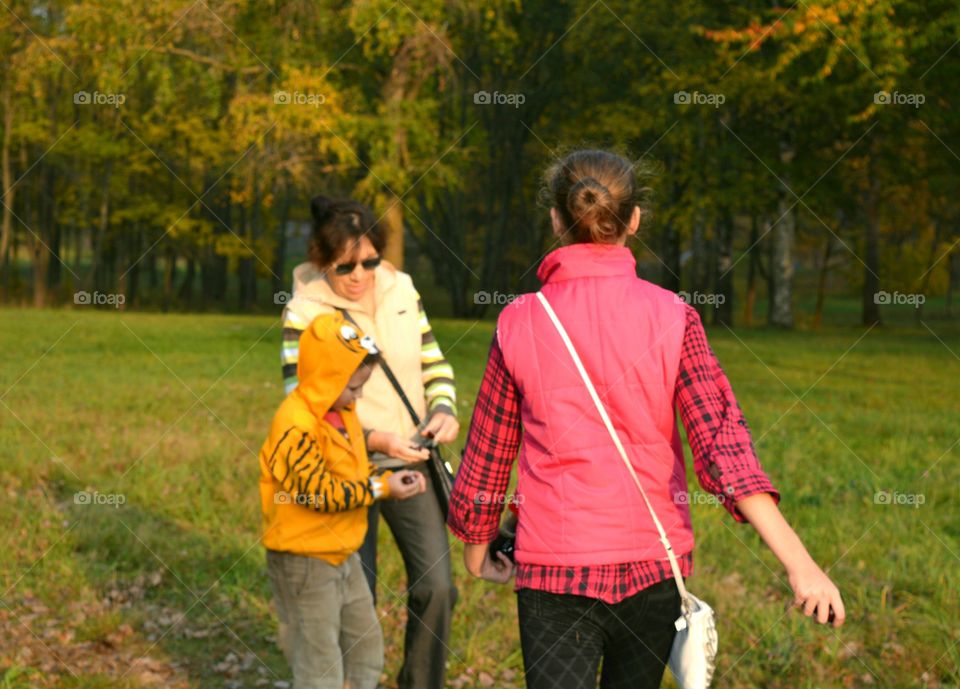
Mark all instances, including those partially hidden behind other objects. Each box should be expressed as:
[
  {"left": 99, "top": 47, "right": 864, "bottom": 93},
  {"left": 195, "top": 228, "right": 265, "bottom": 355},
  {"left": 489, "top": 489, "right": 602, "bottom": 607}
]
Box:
[{"left": 536, "top": 291, "right": 690, "bottom": 601}]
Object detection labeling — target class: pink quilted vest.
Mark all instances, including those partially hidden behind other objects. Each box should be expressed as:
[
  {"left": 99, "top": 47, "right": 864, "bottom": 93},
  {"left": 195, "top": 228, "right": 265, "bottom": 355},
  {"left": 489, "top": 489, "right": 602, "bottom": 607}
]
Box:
[{"left": 497, "top": 243, "right": 693, "bottom": 566}]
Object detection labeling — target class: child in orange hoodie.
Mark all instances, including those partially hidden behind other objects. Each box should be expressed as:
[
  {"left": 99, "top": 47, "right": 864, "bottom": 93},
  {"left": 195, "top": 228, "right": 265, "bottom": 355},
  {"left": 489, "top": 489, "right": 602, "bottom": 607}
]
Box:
[{"left": 259, "top": 313, "right": 425, "bottom": 689}]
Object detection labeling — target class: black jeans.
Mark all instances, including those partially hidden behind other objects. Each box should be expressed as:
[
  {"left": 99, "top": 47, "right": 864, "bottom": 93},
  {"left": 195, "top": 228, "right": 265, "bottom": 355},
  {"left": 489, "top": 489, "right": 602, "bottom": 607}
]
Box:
[
  {"left": 517, "top": 578, "right": 681, "bottom": 689},
  {"left": 358, "top": 465, "right": 457, "bottom": 689}
]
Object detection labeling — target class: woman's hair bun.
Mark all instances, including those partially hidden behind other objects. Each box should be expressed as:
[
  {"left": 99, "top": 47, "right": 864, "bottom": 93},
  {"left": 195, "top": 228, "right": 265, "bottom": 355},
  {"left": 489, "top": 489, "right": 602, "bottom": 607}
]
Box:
[
  {"left": 307, "top": 195, "right": 388, "bottom": 268},
  {"left": 539, "top": 149, "right": 652, "bottom": 245},
  {"left": 310, "top": 195, "right": 335, "bottom": 223},
  {"left": 567, "top": 177, "right": 612, "bottom": 216}
]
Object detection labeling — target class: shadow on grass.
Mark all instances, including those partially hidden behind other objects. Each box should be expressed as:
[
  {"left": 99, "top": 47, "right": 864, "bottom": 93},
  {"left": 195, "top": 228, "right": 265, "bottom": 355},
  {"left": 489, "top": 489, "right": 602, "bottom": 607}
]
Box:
[{"left": 47, "top": 471, "right": 288, "bottom": 689}]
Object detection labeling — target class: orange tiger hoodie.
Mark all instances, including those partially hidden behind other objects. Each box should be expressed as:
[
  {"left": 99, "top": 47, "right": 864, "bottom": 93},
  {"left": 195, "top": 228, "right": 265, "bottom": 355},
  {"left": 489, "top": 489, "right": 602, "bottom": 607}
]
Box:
[{"left": 259, "top": 312, "right": 391, "bottom": 564}]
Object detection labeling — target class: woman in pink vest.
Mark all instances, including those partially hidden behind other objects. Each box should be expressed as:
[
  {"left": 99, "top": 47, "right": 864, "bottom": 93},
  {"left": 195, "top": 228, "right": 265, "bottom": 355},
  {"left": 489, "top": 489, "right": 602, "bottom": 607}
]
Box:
[{"left": 448, "top": 149, "right": 845, "bottom": 689}]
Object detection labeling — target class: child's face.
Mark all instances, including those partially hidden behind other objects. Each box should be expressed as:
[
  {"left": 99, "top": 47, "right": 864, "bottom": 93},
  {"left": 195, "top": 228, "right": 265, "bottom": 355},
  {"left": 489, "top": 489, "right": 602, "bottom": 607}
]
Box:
[{"left": 331, "top": 364, "right": 373, "bottom": 410}]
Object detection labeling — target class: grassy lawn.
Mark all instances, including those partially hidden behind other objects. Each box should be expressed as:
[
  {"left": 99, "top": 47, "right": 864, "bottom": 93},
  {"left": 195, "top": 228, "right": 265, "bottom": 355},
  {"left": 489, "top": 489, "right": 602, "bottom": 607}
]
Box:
[{"left": 0, "top": 306, "right": 957, "bottom": 688}]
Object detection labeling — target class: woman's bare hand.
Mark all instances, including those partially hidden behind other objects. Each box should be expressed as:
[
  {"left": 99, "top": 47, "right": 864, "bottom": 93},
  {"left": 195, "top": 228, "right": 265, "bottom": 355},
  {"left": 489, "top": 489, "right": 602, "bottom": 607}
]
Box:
[
  {"left": 736, "top": 493, "right": 846, "bottom": 628},
  {"left": 368, "top": 430, "right": 430, "bottom": 464},
  {"left": 421, "top": 411, "right": 460, "bottom": 445},
  {"left": 463, "top": 543, "right": 515, "bottom": 584},
  {"left": 788, "top": 561, "right": 846, "bottom": 627}
]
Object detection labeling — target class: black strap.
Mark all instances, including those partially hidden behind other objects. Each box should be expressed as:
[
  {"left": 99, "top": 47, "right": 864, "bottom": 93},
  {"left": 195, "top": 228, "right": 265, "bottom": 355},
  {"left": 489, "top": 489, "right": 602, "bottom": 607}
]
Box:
[
  {"left": 336, "top": 306, "right": 455, "bottom": 522},
  {"left": 335, "top": 307, "right": 423, "bottom": 428}
]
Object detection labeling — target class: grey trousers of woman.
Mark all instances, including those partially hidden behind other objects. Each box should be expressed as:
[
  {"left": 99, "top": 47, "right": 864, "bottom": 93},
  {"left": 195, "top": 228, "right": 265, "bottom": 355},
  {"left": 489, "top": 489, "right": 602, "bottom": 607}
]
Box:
[{"left": 358, "top": 464, "right": 458, "bottom": 689}]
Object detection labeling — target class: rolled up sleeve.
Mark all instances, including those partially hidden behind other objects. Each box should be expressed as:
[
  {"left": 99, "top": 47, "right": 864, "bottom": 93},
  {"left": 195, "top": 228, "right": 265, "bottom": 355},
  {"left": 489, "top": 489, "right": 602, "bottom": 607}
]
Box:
[
  {"left": 447, "top": 330, "right": 522, "bottom": 544},
  {"left": 674, "top": 305, "right": 780, "bottom": 522}
]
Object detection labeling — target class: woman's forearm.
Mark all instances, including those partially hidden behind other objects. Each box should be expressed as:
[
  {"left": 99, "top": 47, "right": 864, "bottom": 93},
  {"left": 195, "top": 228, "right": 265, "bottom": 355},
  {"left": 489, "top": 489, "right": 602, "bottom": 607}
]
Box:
[
  {"left": 736, "top": 492, "right": 846, "bottom": 626},
  {"left": 735, "top": 493, "right": 817, "bottom": 575},
  {"left": 463, "top": 543, "right": 487, "bottom": 577}
]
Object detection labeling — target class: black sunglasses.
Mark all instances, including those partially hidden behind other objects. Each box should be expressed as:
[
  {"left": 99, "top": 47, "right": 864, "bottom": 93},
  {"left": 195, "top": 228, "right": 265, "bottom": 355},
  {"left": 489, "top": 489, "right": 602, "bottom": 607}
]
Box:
[{"left": 333, "top": 256, "right": 381, "bottom": 276}]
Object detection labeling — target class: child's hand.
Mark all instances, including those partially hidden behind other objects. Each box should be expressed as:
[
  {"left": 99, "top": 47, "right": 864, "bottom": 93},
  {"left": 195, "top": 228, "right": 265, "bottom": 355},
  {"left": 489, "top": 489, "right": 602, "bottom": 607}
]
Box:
[
  {"left": 387, "top": 470, "right": 426, "bottom": 500},
  {"left": 788, "top": 562, "right": 846, "bottom": 627},
  {"left": 371, "top": 431, "right": 431, "bottom": 464}
]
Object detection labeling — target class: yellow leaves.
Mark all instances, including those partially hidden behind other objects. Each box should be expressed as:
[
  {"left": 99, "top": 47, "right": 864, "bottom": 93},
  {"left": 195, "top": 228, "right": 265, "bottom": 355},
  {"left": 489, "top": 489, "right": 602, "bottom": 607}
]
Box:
[{"left": 802, "top": 4, "right": 842, "bottom": 29}]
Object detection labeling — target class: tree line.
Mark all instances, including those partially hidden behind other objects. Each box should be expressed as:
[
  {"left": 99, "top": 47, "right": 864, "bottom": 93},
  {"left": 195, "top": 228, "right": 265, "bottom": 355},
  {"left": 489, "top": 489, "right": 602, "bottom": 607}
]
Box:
[{"left": 1, "top": 0, "right": 959, "bottom": 326}]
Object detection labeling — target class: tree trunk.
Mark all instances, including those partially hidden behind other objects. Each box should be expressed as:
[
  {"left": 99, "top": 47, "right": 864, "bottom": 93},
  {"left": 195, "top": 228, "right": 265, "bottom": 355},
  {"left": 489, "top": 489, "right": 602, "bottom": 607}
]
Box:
[
  {"left": 769, "top": 141, "right": 795, "bottom": 329},
  {"left": 126, "top": 227, "right": 140, "bottom": 308},
  {"left": 147, "top": 250, "right": 159, "bottom": 291},
  {"left": 862, "top": 171, "right": 882, "bottom": 326},
  {"left": 813, "top": 236, "right": 833, "bottom": 329},
  {"left": 915, "top": 219, "right": 941, "bottom": 322},
  {"left": 691, "top": 214, "right": 708, "bottom": 319},
  {"left": 47, "top": 218, "right": 61, "bottom": 292},
  {"left": 88, "top": 163, "right": 112, "bottom": 292},
  {"left": 715, "top": 210, "right": 734, "bottom": 326},
  {"left": 1, "top": 83, "right": 14, "bottom": 293},
  {"left": 113, "top": 226, "right": 126, "bottom": 312},
  {"left": 237, "top": 190, "right": 257, "bottom": 311},
  {"left": 178, "top": 257, "right": 196, "bottom": 303},
  {"left": 33, "top": 165, "right": 53, "bottom": 308},
  {"left": 31, "top": 203, "right": 50, "bottom": 310},
  {"left": 272, "top": 180, "right": 290, "bottom": 299},
  {"left": 768, "top": 208, "right": 795, "bottom": 328},
  {"left": 162, "top": 245, "right": 175, "bottom": 312},
  {"left": 661, "top": 220, "right": 681, "bottom": 293},
  {"left": 743, "top": 216, "right": 759, "bottom": 326},
  {"left": 947, "top": 246, "right": 958, "bottom": 316},
  {"left": 382, "top": 192, "right": 404, "bottom": 270}
]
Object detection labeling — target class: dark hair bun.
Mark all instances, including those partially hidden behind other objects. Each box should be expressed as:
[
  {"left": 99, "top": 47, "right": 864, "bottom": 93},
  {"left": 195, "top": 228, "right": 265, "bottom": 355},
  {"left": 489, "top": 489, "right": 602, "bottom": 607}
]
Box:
[
  {"left": 540, "top": 149, "right": 651, "bottom": 245},
  {"left": 567, "top": 177, "right": 612, "bottom": 216},
  {"left": 310, "top": 195, "right": 335, "bottom": 223},
  {"left": 307, "top": 196, "right": 388, "bottom": 268}
]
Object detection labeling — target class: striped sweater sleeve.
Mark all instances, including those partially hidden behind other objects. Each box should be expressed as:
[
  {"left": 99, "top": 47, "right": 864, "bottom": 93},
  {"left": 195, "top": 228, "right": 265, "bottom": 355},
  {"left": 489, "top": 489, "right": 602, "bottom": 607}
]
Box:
[
  {"left": 266, "top": 426, "right": 392, "bottom": 511},
  {"left": 416, "top": 290, "right": 457, "bottom": 417},
  {"left": 282, "top": 306, "right": 308, "bottom": 395}
]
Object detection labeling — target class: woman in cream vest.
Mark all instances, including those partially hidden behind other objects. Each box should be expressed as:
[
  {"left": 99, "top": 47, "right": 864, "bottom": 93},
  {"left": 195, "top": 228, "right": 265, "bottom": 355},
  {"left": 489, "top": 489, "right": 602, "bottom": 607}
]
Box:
[{"left": 281, "top": 196, "right": 459, "bottom": 689}]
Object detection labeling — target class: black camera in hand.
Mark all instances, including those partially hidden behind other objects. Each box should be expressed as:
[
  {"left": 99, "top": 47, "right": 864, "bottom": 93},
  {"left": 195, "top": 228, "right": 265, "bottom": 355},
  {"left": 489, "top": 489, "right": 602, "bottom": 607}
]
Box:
[{"left": 488, "top": 511, "right": 518, "bottom": 564}]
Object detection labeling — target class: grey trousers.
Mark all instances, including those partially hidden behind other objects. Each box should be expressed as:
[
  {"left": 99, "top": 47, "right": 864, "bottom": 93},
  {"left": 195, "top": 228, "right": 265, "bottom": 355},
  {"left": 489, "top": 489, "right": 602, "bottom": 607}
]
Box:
[
  {"left": 359, "top": 465, "right": 458, "bottom": 689},
  {"left": 267, "top": 550, "right": 383, "bottom": 689}
]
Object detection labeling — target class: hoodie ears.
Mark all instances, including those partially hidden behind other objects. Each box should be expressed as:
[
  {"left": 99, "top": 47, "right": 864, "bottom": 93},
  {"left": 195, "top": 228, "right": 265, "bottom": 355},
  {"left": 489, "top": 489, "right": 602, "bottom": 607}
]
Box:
[{"left": 338, "top": 324, "right": 380, "bottom": 356}]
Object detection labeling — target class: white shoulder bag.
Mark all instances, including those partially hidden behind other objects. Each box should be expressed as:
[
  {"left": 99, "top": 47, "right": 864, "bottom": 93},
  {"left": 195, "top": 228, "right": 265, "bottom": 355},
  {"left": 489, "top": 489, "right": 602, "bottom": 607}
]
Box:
[{"left": 536, "top": 291, "right": 718, "bottom": 689}]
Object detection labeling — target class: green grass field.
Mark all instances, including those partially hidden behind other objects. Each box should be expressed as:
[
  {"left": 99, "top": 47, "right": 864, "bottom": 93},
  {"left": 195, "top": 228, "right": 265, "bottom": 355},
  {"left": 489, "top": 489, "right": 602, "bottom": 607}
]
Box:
[{"left": 0, "top": 307, "right": 958, "bottom": 688}]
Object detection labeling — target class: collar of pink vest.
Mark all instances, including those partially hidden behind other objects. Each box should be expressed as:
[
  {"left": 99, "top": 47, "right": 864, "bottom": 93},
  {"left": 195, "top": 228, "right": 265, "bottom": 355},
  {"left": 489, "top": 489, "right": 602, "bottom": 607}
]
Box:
[{"left": 537, "top": 243, "right": 637, "bottom": 284}]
